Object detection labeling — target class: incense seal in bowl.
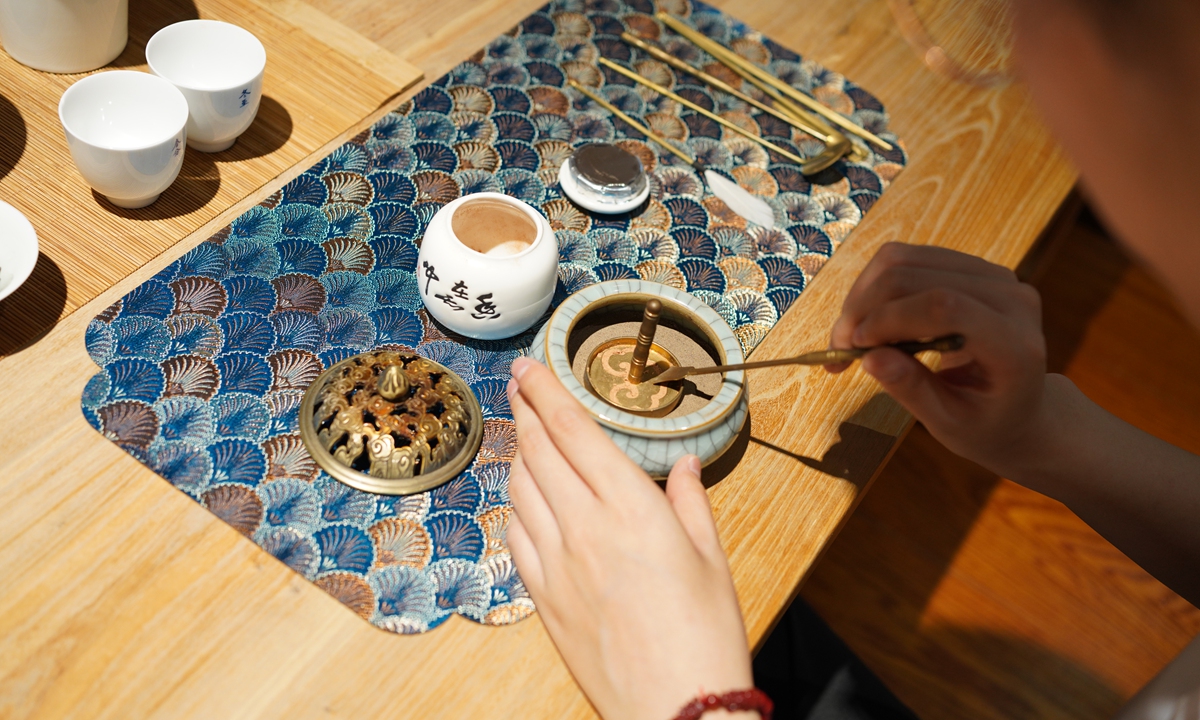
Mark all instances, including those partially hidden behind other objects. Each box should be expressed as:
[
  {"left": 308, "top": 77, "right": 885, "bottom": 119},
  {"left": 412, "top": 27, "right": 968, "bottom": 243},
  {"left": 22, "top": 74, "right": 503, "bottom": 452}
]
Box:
[{"left": 530, "top": 280, "right": 748, "bottom": 477}]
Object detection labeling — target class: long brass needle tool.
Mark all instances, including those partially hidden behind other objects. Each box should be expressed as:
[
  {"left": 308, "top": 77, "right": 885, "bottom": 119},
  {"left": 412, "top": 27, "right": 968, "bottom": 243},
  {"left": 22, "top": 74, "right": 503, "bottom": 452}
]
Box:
[
  {"left": 568, "top": 79, "right": 694, "bottom": 164},
  {"left": 621, "top": 32, "right": 833, "bottom": 142},
  {"left": 657, "top": 13, "right": 894, "bottom": 152},
  {"left": 619, "top": 32, "right": 852, "bottom": 173},
  {"left": 649, "top": 334, "right": 965, "bottom": 385},
  {"left": 598, "top": 57, "right": 813, "bottom": 168}
]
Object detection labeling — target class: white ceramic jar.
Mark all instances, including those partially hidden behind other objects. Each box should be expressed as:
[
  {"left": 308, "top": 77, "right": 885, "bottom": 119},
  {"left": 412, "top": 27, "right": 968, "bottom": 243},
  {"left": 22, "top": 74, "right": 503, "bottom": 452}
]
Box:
[
  {"left": 146, "top": 20, "right": 266, "bottom": 153},
  {"left": 0, "top": 0, "right": 127, "bottom": 74},
  {"left": 59, "top": 71, "right": 190, "bottom": 209},
  {"left": 417, "top": 192, "right": 558, "bottom": 340}
]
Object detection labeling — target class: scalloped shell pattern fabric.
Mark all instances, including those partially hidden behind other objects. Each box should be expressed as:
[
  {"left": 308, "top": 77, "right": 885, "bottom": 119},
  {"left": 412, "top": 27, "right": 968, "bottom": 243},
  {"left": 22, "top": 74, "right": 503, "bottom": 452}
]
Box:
[{"left": 81, "top": 0, "right": 904, "bottom": 634}]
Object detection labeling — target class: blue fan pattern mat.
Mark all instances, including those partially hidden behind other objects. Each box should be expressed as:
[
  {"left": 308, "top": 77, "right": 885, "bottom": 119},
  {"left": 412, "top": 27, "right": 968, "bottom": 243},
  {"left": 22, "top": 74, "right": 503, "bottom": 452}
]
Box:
[{"left": 82, "top": 0, "right": 906, "bottom": 633}]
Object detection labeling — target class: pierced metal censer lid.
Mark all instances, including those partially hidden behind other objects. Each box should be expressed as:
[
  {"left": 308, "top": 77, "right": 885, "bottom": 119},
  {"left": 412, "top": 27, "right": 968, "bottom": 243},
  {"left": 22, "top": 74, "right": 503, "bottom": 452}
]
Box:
[{"left": 299, "top": 350, "right": 483, "bottom": 495}]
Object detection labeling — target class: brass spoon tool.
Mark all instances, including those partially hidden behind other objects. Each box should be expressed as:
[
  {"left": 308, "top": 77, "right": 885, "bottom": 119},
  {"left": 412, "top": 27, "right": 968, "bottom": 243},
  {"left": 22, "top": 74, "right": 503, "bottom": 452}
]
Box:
[
  {"left": 618, "top": 31, "right": 852, "bottom": 173},
  {"left": 656, "top": 12, "right": 893, "bottom": 153},
  {"left": 647, "top": 334, "right": 965, "bottom": 385}
]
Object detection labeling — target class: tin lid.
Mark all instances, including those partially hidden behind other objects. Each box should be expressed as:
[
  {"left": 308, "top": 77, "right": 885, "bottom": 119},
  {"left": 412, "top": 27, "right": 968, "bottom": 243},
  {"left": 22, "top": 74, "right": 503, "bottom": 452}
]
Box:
[
  {"left": 299, "top": 350, "right": 483, "bottom": 495},
  {"left": 561, "top": 143, "right": 649, "bottom": 213}
]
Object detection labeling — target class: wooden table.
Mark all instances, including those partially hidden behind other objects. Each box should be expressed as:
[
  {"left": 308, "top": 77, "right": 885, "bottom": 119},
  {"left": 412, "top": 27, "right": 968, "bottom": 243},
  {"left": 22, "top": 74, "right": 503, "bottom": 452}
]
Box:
[{"left": 0, "top": 0, "right": 1075, "bottom": 717}]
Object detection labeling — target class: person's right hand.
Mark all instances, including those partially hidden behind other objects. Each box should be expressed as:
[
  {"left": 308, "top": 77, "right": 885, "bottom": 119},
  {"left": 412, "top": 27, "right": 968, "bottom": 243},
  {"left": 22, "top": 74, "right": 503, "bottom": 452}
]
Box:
[{"left": 827, "top": 242, "right": 1050, "bottom": 474}]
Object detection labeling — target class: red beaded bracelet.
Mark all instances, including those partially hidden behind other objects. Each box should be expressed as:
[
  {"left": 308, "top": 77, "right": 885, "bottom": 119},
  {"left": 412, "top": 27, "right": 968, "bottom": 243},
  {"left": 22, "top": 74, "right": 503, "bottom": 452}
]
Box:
[{"left": 671, "top": 688, "right": 773, "bottom": 720}]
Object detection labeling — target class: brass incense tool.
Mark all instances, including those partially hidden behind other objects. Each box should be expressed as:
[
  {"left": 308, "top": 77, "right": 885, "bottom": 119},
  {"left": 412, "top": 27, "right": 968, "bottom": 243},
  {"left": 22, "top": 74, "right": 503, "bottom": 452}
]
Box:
[
  {"left": 583, "top": 298, "right": 684, "bottom": 416},
  {"left": 628, "top": 298, "right": 662, "bottom": 383},
  {"left": 657, "top": 12, "right": 894, "bottom": 152},
  {"left": 620, "top": 31, "right": 835, "bottom": 142},
  {"left": 569, "top": 80, "right": 776, "bottom": 227},
  {"left": 649, "top": 334, "right": 965, "bottom": 384},
  {"left": 598, "top": 57, "right": 814, "bottom": 169},
  {"left": 299, "top": 350, "right": 484, "bottom": 495},
  {"left": 618, "top": 32, "right": 852, "bottom": 173},
  {"left": 570, "top": 79, "right": 694, "bottom": 165}
]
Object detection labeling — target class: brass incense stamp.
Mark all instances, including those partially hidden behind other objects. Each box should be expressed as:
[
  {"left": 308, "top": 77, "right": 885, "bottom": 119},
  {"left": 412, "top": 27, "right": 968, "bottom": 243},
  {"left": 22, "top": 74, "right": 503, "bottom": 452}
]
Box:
[
  {"left": 585, "top": 338, "right": 683, "bottom": 416},
  {"left": 583, "top": 298, "right": 683, "bottom": 416},
  {"left": 299, "top": 349, "right": 483, "bottom": 495}
]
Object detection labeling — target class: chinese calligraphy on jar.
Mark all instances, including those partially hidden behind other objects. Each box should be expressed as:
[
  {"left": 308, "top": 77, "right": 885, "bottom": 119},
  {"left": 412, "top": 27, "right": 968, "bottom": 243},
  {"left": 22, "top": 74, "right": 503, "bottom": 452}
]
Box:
[{"left": 417, "top": 192, "right": 558, "bottom": 340}]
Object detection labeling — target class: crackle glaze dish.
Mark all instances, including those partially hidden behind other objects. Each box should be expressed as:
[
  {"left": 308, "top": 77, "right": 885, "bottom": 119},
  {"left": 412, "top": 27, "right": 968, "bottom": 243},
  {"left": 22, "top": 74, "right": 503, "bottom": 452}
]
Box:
[
  {"left": 80, "top": 0, "right": 905, "bottom": 634},
  {"left": 531, "top": 280, "right": 747, "bottom": 477}
]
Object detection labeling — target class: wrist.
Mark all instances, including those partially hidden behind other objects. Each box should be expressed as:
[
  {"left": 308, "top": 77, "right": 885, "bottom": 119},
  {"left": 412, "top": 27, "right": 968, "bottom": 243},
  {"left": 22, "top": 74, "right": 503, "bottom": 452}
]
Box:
[{"left": 985, "top": 374, "right": 1089, "bottom": 495}]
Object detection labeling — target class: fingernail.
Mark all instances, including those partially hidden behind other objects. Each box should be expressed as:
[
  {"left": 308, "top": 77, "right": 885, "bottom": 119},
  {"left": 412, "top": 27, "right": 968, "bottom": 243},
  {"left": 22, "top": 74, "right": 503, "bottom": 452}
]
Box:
[
  {"left": 506, "top": 377, "right": 518, "bottom": 399},
  {"left": 685, "top": 454, "right": 701, "bottom": 475},
  {"left": 511, "top": 357, "right": 532, "bottom": 380},
  {"left": 851, "top": 326, "right": 866, "bottom": 345}
]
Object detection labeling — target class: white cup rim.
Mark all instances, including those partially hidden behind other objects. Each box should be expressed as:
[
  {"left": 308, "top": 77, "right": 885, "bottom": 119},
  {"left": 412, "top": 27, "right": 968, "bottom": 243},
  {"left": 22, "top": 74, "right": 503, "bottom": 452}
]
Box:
[
  {"left": 146, "top": 19, "right": 267, "bottom": 92},
  {"left": 445, "top": 192, "right": 546, "bottom": 260},
  {"left": 58, "top": 71, "right": 190, "bottom": 151}
]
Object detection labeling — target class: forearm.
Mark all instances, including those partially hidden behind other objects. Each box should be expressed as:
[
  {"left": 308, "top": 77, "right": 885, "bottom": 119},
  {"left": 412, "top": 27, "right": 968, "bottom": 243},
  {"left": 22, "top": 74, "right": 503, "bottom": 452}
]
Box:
[{"left": 998, "top": 374, "right": 1200, "bottom": 605}]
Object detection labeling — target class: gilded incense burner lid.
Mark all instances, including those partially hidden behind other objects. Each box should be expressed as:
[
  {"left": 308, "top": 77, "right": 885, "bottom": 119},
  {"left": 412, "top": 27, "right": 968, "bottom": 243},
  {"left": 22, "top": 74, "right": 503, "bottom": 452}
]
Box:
[{"left": 299, "top": 350, "right": 483, "bottom": 495}]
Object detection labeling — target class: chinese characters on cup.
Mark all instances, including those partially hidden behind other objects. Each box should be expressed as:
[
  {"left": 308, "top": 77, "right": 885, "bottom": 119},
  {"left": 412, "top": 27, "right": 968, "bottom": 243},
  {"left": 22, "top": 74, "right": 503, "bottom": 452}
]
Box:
[{"left": 422, "top": 262, "right": 503, "bottom": 321}]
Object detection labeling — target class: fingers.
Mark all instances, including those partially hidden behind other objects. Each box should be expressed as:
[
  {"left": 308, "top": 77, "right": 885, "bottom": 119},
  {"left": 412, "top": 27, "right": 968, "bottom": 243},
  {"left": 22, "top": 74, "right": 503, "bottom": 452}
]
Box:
[
  {"left": 510, "top": 358, "right": 650, "bottom": 500},
  {"left": 507, "top": 450, "right": 564, "bottom": 552},
  {"left": 860, "top": 348, "right": 957, "bottom": 430},
  {"left": 851, "top": 288, "right": 1013, "bottom": 361},
  {"left": 509, "top": 379, "right": 598, "bottom": 516},
  {"left": 505, "top": 511, "right": 546, "bottom": 595},
  {"left": 829, "top": 243, "right": 1028, "bottom": 355},
  {"left": 664, "top": 455, "right": 724, "bottom": 564}
]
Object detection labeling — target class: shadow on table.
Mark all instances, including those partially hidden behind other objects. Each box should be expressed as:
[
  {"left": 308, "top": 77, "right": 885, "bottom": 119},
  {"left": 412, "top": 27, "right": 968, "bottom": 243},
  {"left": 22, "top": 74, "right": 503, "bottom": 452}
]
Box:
[
  {"left": 0, "top": 94, "right": 26, "bottom": 182},
  {"left": 93, "top": 149, "right": 221, "bottom": 220},
  {"left": 0, "top": 252, "right": 68, "bottom": 357},
  {"left": 702, "top": 392, "right": 899, "bottom": 491},
  {"left": 109, "top": 0, "right": 201, "bottom": 68}
]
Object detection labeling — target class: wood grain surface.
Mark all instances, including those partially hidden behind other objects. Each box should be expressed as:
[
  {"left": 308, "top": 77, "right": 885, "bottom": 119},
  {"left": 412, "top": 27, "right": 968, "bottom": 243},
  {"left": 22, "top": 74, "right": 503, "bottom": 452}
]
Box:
[
  {"left": 0, "top": 0, "right": 1076, "bottom": 717},
  {"left": 802, "top": 221, "right": 1200, "bottom": 720},
  {"left": 0, "top": 0, "right": 420, "bottom": 356}
]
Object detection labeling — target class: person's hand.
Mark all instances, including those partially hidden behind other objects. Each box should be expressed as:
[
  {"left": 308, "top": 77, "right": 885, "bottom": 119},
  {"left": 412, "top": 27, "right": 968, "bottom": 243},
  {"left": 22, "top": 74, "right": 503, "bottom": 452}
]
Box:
[
  {"left": 505, "top": 357, "right": 756, "bottom": 720},
  {"left": 828, "top": 242, "right": 1049, "bottom": 474}
]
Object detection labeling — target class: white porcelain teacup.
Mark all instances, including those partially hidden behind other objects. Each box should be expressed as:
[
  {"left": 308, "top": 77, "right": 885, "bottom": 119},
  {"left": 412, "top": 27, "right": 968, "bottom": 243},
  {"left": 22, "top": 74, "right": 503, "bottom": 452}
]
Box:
[
  {"left": 58, "top": 71, "right": 189, "bottom": 209},
  {"left": 146, "top": 20, "right": 266, "bottom": 153},
  {"left": 417, "top": 192, "right": 559, "bottom": 340},
  {"left": 0, "top": 0, "right": 127, "bottom": 74}
]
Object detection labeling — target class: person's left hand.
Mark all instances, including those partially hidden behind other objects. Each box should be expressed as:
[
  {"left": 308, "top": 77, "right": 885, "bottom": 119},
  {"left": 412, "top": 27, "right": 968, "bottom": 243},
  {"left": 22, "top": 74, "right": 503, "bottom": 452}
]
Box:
[{"left": 505, "top": 357, "right": 755, "bottom": 720}]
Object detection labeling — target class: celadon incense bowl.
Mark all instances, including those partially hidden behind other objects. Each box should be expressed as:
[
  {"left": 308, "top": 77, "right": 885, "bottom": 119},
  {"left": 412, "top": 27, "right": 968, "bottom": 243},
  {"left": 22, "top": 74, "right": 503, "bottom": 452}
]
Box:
[{"left": 530, "top": 280, "right": 748, "bottom": 477}]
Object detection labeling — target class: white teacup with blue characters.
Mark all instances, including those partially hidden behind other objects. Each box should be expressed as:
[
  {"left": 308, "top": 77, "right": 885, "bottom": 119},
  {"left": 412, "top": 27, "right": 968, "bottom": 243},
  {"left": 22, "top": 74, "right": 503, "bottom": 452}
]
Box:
[
  {"left": 58, "top": 70, "right": 189, "bottom": 209},
  {"left": 417, "top": 192, "right": 558, "bottom": 340},
  {"left": 146, "top": 20, "right": 265, "bottom": 153}
]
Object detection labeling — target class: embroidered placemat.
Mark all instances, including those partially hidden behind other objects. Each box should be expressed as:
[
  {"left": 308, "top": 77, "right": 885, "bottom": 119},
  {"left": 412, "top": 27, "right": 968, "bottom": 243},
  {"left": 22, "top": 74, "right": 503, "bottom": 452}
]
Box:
[{"left": 82, "top": 0, "right": 906, "bottom": 634}]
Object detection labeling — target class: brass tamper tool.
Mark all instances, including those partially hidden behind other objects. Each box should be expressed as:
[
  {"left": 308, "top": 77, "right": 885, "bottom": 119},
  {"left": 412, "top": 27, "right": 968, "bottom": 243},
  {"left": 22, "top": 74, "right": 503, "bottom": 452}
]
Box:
[{"left": 584, "top": 299, "right": 684, "bottom": 416}]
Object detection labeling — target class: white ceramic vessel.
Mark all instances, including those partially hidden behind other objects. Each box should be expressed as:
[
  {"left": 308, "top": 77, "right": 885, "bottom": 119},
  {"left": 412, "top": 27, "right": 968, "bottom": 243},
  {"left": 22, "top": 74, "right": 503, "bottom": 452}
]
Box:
[
  {"left": 530, "top": 280, "right": 749, "bottom": 477},
  {"left": 59, "top": 71, "right": 189, "bottom": 209},
  {"left": 0, "top": 0, "right": 127, "bottom": 73},
  {"left": 417, "top": 192, "right": 558, "bottom": 340},
  {"left": 146, "top": 20, "right": 266, "bottom": 153},
  {"left": 0, "top": 200, "right": 38, "bottom": 302}
]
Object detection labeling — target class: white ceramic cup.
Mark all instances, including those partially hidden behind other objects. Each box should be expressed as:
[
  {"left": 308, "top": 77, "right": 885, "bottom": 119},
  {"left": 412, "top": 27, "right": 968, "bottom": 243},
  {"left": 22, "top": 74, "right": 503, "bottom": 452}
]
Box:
[
  {"left": 59, "top": 71, "right": 189, "bottom": 209},
  {"left": 146, "top": 20, "right": 266, "bottom": 153},
  {"left": 417, "top": 192, "right": 559, "bottom": 340},
  {"left": 0, "top": 200, "right": 38, "bottom": 302},
  {"left": 0, "top": 0, "right": 127, "bottom": 74}
]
